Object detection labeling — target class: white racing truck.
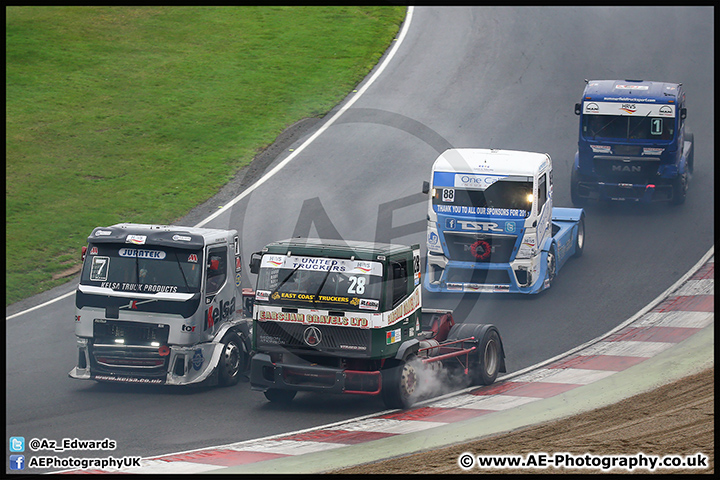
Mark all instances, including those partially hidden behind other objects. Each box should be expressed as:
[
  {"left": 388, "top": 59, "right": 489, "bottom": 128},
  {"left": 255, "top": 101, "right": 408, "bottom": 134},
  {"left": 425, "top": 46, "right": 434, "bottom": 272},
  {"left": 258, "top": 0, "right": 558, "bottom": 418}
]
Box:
[
  {"left": 423, "top": 149, "right": 586, "bottom": 294},
  {"left": 69, "top": 223, "right": 252, "bottom": 386}
]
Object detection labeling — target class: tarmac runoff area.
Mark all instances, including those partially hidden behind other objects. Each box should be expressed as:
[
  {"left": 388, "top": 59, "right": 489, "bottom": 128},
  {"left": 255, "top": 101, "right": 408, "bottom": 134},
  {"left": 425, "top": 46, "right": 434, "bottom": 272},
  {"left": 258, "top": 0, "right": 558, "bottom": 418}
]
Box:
[{"left": 60, "top": 247, "right": 714, "bottom": 474}]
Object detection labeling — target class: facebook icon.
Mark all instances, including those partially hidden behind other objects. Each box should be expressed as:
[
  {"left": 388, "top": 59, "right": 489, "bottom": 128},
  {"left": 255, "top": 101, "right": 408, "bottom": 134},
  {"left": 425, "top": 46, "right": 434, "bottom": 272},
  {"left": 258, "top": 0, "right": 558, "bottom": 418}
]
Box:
[{"left": 9, "top": 454, "right": 25, "bottom": 471}]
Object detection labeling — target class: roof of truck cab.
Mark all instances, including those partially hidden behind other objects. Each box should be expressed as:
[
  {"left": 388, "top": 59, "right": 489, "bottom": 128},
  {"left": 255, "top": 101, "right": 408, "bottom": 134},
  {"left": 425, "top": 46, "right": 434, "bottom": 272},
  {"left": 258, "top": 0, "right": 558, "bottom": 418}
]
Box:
[
  {"left": 261, "top": 238, "right": 417, "bottom": 260},
  {"left": 432, "top": 148, "right": 550, "bottom": 177},
  {"left": 87, "top": 223, "right": 237, "bottom": 249},
  {"left": 581, "top": 79, "right": 683, "bottom": 104}
]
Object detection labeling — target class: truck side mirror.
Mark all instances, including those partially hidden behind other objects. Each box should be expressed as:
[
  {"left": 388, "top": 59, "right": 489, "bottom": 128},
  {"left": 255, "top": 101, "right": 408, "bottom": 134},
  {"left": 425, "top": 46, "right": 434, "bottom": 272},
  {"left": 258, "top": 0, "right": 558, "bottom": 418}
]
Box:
[
  {"left": 680, "top": 107, "right": 687, "bottom": 120},
  {"left": 422, "top": 181, "right": 430, "bottom": 194},
  {"left": 249, "top": 252, "right": 262, "bottom": 275},
  {"left": 574, "top": 103, "right": 582, "bottom": 115}
]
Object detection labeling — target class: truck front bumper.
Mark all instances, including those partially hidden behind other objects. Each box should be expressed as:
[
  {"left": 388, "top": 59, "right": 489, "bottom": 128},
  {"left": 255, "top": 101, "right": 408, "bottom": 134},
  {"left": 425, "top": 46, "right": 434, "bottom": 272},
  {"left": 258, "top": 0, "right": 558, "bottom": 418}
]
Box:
[
  {"left": 250, "top": 353, "right": 382, "bottom": 395},
  {"left": 68, "top": 337, "right": 225, "bottom": 386},
  {"left": 424, "top": 256, "right": 544, "bottom": 294},
  {"left": 575, "top": 181, "right": 673, "bottom": 203}
]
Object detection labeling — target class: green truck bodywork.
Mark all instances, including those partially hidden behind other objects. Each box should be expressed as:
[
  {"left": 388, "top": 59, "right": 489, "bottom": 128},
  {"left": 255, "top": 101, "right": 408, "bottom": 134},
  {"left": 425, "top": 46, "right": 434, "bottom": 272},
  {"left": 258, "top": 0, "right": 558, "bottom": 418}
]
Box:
[{"left": 248, "top": 238, "right": 505, "bottom": 409}]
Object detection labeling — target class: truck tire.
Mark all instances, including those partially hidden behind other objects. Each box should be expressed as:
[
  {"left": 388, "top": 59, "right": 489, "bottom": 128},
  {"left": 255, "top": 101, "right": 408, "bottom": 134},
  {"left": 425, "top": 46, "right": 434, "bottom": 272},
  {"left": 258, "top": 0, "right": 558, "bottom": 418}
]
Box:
[
  {"left": 671, "top": 170, "right": 688, "bottom": 205},
  {"left": 381, "top": 356, "right": 419, "bottom": 410},
  {"left": 545, "top": 245, "right": 557, "bottom": 287},
  {"left": 264, "top": 388, "right": 297, "bottom": 403},
  {"left": 686, "top": 132, "right": 694, "bottom": 174},
  {"left": 446, "top": 324, "right": 503, "bottom": 386},
  {"left": 218, "top": 332, "right": 243, "bottom": 387},
  {"left": 473, "top": 329, "right": 502, "bottom": 385},
  {"left": 572, "top": 215, "right": 585, "bottom": 258},
  {"left": 570, "top": 166, "right": 587, "bottom": 206}
]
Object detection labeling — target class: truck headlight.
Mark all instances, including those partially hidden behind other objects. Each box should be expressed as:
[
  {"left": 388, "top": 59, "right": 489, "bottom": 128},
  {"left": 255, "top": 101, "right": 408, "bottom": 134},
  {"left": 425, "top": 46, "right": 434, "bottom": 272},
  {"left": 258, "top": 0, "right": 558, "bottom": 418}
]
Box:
[{"left": 427, "top": 223, "right": 444, "bottom": 254}]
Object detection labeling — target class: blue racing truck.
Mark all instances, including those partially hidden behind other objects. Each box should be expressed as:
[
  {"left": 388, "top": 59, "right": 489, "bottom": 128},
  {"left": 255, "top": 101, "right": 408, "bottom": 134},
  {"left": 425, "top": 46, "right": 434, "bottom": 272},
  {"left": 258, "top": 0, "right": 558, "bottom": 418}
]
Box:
[
  {"left": 571, "top": 79, "right": 693, "bottom": 205},
  {"left": 422, "top": 149, "right": 585, "bottom": 294}
]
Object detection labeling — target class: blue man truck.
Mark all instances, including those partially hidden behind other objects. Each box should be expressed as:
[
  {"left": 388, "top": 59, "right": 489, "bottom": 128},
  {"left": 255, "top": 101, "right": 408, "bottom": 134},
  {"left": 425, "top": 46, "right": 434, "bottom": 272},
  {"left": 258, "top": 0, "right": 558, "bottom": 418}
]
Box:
[
  {"left": 422, "top": 149, "right": 585, "bottom": 294},
  {"left": 571, "top": 79, "right": 693, "bottom": 205}
]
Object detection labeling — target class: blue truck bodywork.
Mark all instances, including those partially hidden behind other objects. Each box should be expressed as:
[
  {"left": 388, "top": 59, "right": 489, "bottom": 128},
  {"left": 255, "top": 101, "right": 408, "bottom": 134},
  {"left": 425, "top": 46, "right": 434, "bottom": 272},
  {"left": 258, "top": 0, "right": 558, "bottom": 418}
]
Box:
[
  {"left": 572, "top": 79, "right": 693, "bottom": 205},
  {"left": 424, "top": 149, "right": 585, "bottom": 295}
]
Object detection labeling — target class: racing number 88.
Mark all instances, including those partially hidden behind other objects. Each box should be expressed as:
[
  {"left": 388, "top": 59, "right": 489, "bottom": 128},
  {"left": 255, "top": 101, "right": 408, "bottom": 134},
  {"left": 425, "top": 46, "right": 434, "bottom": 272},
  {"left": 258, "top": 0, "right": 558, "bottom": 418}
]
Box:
[{"left": 442, "top": 188, "right": 455, "bottom": 203}]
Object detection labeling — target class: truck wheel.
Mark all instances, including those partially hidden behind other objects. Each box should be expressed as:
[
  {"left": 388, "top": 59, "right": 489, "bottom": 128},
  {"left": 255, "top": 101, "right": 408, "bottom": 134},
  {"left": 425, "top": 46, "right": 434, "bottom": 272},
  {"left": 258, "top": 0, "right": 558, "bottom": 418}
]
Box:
[
  {"left": 473, "top": 329, "right": 501, "bottom": 385},
  {"left": 218, "top": 333, "right": 243, "bottom": 387},
  {"left": 570, "top": 167, "right": 587, "bottom": 206},
  {"left": 446, "top": 324, "right": 503, "bottom": 386},
  {"left": 381, "top": 357, "right": 419, "bottom": 410},
  {"left": 671, "top": 171, "right": 688, "bottom": 205},
  {"left": 264, "top": 388, "right": 297, "bottom": 403},
  {"left": 572, "top": 215, "right": 585, "bottom": 258},
  {"left": 686, "top": 132, "right": 694, "bottom": 174},
  {"left": 545, "top": 245, "right": 557, "bottom": 287}
]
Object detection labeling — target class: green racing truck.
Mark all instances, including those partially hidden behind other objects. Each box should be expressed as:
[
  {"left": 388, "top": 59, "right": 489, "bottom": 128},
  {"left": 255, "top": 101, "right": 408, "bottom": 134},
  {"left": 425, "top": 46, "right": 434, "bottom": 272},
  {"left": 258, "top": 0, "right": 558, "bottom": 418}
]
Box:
[{"left": 248, "top": 238, "right": 506, "bottom": 409}]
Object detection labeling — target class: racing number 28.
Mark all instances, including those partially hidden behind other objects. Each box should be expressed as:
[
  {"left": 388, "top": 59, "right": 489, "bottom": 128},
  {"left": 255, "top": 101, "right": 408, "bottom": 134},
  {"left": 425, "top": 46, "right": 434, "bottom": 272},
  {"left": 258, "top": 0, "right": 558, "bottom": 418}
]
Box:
[{"left": 348, "top": 276, "right": 366, "bottom": 295}]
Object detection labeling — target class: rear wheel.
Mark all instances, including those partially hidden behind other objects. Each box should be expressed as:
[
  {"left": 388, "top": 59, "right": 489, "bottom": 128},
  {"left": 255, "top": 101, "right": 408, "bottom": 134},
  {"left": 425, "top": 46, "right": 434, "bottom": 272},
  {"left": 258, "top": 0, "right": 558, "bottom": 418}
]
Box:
[
  {"left": 572, "top": 215, "right": 585, "bottom": 258},
  {"left": 671, "top": 171, "right": 688, "bottom": 205},
  {"left": 381, "top": 356, "right": 419, "bottom": 410},
  {"left": 447, "top": 324, "right": 502, "bottom": 386},
  {"left": 473, "top": 329, "right": 501, "bottom": 385},
  {"left": 570, "top": 166, "right": 587, "bottom": 206},
  {"left": 264, "top": 388, "right": 297, "bottom": 403}
]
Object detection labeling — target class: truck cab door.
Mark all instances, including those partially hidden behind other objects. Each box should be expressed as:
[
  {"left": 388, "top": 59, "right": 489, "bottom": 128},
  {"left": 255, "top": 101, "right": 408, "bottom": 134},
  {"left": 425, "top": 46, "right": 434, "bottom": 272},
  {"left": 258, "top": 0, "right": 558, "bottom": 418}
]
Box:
[
  {"left": 204, "top": 245, "right": 229, "bottom": 334},
  {"left": 536, "top": 172, "right": 552, "bottom": 248},
  {"left": 232, "top": 235, "right": 244, "bottom": 316}
]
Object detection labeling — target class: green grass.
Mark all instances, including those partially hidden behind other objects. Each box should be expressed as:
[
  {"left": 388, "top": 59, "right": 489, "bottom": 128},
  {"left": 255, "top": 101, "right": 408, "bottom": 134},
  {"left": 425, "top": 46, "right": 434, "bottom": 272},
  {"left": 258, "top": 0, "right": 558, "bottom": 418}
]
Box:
[{"left": 6, "top": 6, "right": 407, "bottom": 305}]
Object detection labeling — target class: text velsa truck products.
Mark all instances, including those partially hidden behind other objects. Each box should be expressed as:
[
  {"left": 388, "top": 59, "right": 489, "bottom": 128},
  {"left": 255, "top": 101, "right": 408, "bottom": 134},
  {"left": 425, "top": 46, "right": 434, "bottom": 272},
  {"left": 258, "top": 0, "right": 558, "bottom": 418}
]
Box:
[
  {"left": 248, "top": 238, "right": 506, "bottom": 409},
  {"left": 422, "top": 149, "right": 585, "bottom": 294},
  {"left": 69, "top": 223, "right": 252, "bottom": 387},
  {"left": 572, "top": 79, "right": 694, "bottom": 205}
]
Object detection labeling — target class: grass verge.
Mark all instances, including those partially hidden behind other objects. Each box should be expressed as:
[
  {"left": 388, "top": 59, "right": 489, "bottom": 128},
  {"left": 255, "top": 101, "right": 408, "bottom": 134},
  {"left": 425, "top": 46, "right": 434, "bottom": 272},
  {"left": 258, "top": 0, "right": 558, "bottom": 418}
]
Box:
[{"left": 6, "top": 6, "right": 406, "bottom": 305}]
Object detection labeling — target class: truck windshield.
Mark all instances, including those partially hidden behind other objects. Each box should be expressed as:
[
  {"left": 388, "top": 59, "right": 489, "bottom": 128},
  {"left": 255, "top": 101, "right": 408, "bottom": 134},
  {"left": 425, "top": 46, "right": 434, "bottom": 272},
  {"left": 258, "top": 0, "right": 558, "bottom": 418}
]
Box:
[
  {"left": 583, "top": 114, "right": 675, "bottom": 141},
  {"left": 80, "top": 243, "right": 202, "bottom": 294},
  {"left": 255, "top": 256, "right": 383, "bottom": 312},
  {"left": 432, "top": 179, "right": 533, "bottom": 218}
]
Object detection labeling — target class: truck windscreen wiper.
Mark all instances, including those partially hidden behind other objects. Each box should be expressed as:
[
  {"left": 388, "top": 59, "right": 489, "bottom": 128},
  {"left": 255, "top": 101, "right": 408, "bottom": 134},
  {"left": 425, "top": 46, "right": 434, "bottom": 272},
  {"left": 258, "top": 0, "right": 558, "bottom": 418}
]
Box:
[
  {"left": 312, "top": 260, "right": 337, "bottom": 306},
  {"left": 174, "top": 251, "right": 191, "bottom": 291},
  {"left": 591, "top": 115, "right": 622, "bottom": 139},
  {"left": 269, "top": 265, "right": 301, "bottom": 298},
  {"left": 627, "top": 111, "right": 651, "bottom": 139}
]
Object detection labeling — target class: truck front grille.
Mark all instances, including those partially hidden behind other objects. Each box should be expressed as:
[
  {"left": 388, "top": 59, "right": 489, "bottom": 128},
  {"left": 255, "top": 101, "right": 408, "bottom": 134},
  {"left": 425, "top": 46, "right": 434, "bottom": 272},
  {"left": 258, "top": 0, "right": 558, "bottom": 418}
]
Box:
[
  {"left": 90, "top": 319, "right": 171, "bottom": 377},
  {"left": 93, "top": 319, "right": 170, "bottom": 346},
  {"left": 593, "top": 155, "right": 660, "bottom": 183},
  {"left": 444, "top": 233, "right": 517, "bottom": 263},
  {"left": 257, "top": 321, "right": 370, "bottom": 353},
  {"left": 445, "top": 268, "right": 511, "bottom": 285}
]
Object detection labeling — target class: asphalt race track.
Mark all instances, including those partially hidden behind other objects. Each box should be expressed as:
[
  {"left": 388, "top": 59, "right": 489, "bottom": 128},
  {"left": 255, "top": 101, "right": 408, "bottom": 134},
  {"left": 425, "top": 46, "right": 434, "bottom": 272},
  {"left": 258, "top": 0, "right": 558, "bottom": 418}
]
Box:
[{"left": 5, "top": 7, "right": 713, "bottom": 474}]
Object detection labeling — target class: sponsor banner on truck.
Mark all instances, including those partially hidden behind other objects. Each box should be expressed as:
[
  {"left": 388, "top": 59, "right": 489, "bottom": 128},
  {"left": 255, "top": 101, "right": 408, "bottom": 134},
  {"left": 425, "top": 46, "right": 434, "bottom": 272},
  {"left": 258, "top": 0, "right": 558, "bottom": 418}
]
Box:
[
  {"left": 583, "top": 101, "right": 675, "bottom": 117},
  {"left": 261, "top": 255, "right": 382, "bottom": 276},
  {"left": 256, "top": 306, "right": 374, "bottom": 329}
]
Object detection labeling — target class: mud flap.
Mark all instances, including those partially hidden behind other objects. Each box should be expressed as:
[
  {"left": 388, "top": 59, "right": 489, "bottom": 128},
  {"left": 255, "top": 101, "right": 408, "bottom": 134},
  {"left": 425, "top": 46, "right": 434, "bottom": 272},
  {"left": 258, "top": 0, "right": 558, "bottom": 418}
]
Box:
[{"left": 166, "top": 342, "right": 225, "bottom": 386}]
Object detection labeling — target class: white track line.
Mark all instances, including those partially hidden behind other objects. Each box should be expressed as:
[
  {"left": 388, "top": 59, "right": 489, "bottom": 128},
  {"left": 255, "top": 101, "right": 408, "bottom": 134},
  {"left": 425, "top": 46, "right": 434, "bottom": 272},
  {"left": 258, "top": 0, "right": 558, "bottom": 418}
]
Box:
[{"left": 193, "top": 6, "right": 416, "bottom": 229}]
